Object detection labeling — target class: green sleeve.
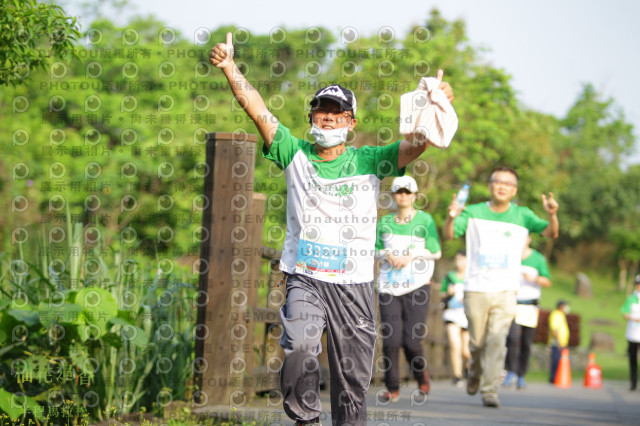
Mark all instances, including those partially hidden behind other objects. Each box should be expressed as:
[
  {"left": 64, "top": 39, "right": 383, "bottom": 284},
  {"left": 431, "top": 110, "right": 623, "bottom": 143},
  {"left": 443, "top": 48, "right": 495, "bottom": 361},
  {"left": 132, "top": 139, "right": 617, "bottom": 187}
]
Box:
[
  {"left": 441, "top": 272, "right": 453, "bottom": 293},
  {"left": 453, "top": 208, "right": 469, "bottom": 239},
  {"left": 537, "top": 255, "right": 551, "bottom": 279},
  {"left": 621, "top": 294, "right": 637, "bottom": 314},
  {"left": 532, "top": 250, "right": 551, "bottom": 279},
  {"left": 523, "top": 207, "right": 549, "bottom": 234},
  {"left": 423, "top": 213, "right": 441, "bottom": 252},
  {"left": 359, "top": 141, "right": 406, "bottom": 180},
  {"left": 261, "top": 123, "right": 304, "bottom": 169},
  {"left": 375, "top": 216, "right": 393, "bottom": 252}
]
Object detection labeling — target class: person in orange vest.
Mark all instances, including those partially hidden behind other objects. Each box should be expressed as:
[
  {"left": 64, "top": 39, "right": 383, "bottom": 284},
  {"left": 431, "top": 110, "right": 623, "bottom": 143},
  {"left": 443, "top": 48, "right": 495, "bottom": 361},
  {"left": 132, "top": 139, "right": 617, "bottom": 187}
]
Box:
[
  {"left": 621, "top": 275, "right": 640, "bottom": 391},
  {"left": 548, "top": 300, "right": 570, "bottom": 383}
]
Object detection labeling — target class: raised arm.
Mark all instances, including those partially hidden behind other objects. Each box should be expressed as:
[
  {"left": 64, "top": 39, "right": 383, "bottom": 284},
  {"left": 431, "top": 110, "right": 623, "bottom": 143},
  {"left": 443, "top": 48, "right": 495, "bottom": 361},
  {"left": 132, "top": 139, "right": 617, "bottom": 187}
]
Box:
[
  {"left": 210, "top": 32, "right": 279, "bottom": 149},
  {"left": 443, "top": 193, "right": 462, "bottom": 240},
  {"left": 397, "top": 69, "right": 454, "bottom": 169},
  {"left": 540, "top": 192, "right": 559, "bottom": 238}
]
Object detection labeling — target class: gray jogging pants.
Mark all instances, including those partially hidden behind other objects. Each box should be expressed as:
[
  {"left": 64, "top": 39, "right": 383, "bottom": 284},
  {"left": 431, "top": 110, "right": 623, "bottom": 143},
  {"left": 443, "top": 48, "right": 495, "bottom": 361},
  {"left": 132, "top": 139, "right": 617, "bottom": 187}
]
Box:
[{"left": 279, "top": 273, "right": 377, "bottom": 426}]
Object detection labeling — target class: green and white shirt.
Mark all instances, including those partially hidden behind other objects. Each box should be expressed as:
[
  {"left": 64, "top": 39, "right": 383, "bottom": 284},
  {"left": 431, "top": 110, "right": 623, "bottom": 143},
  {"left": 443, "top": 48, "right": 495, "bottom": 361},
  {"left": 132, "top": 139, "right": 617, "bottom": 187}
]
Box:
[
  {"left": 518, "top": 249, "right": 551, "bottom": 301},
  {"left": 263, "top": 123, "right": 405, "bottom": 284},
  {"left": 441, "top": 270, "right": 465, "bottom": 309},
  {"left": 621, "top": 291, "right": 640, "bottom": 342},
  {"left": 453, "top": 202, "right": 548, "bottom": 293},
  {"left": 375, "top": 210, "right": 441, "bottom": 296}
]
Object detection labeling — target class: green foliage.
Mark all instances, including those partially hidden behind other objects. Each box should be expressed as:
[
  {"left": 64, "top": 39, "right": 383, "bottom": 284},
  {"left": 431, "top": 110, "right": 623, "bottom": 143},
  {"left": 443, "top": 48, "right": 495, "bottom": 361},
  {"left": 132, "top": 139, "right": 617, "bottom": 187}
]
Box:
[
  {"left": 0, "top": 218, "right": 196, "bottom": 423},
  {"left": 0, "top": 6, "right": 639, "bottom": 422},
  {"left": 1, "top": 9, "right": 637, "bottom": 267},
  {"left": 532, "top": 265, "right": 630, "bottom": 381},
  {"left": 555, "top": 84, "right": 636, "bottom": 242},
  {"left": 0, "top": 0, "right": 82, "bottom": 86}
]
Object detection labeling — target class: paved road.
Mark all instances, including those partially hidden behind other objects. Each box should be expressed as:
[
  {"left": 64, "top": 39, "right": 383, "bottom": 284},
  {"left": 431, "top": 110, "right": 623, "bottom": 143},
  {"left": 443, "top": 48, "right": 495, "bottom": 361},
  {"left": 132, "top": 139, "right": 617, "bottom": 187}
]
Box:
[{"left": 198, "top": 380, "right": 640, "bottom": 425}]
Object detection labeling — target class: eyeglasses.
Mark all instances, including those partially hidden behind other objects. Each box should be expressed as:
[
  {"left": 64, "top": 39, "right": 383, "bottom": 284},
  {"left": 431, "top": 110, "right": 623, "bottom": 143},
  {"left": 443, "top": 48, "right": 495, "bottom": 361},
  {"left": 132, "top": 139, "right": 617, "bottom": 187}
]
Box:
[
  {"left": 490, "top": 178, "right": 517, "bottom": 188},
  {"left": 312, "top": 107, "right": 354, "bottom": 119}
]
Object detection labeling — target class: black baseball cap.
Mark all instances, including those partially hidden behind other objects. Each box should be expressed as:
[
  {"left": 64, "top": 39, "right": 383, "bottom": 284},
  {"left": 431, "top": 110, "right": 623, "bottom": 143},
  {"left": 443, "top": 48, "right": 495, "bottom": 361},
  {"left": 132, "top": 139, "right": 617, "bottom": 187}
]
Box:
[
  {"left": 635, "top": 274, "right": 640, "bottom": 285},
  {"left": 310, "top": 84, "right": 357, "bottom": 117}
]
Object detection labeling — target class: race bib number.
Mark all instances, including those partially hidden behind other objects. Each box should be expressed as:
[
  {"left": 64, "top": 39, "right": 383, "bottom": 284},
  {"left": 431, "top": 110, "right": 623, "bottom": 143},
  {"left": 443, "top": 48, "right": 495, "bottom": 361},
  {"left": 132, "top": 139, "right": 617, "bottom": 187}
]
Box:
[
  {"left": 296, "top": 235, "right": 347, "bottom": 276},
  {"left": 478, "top": 246, "right": 508, "bottom": 269},
  {"left": 386, "top": 267, "right": 413, "bottom": 287}
]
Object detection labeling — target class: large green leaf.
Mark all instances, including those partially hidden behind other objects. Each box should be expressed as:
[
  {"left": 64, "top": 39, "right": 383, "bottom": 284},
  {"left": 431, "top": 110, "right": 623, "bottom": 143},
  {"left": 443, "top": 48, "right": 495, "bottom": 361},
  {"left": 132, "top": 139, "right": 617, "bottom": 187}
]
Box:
[
  {"left": 0, "top": 311, "right": 16, "bottom": 344},
  {"left": 75, "top": 288, "right": 118, "bottom": 336},
  {"left": 101, "top": 332, "right": 123, "bottom": 349},
  {"left": 117, "top": 309, "right": 136, "bottom": 325},
  {"left": 109, "top": 318, "right": 149, "bottom": 348},
  {"left": 37, "top": 302, "right": 84, "bottom": 327},
  {"left": 7, "top": 309, "right": 39, "bottom": 327},
  {"left": 0, "top": 388, "right": 44, "bottom": 421}
]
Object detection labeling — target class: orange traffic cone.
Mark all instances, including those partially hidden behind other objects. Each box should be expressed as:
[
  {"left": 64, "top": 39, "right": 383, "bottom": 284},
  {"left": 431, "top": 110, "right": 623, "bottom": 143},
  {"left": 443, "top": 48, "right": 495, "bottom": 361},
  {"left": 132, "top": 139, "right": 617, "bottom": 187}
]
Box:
[
  {"left": 554, "top": 348, "right": 572, "bottom": 388},
  {"left": 583, "top": 352, "right": 602, "bottom": 389}
]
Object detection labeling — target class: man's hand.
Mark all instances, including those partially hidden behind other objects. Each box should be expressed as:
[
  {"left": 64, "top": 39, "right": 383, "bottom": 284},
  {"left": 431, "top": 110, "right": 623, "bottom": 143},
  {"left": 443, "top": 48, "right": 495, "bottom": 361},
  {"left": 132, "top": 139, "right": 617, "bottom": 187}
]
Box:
[
  {"left": 209, "top": 32, "right": 234, "bottom": 70},
  {"left": 442, "top": 193, "right": 462, "bottom": 240},
  {"left": 447, "top": 193, "right": 463, "bottom": 218},
  {"left": 387, "top": 253, "right": 411, "bottom": 269},
  {"left": 542, "top": 192, "right": 559, "bottom": 215},
  {"left": 541, "top": 192, "right": 560, "bottom": 238},
  {"left": 437, "top": 69, "right": 454, "bottom": 103}
]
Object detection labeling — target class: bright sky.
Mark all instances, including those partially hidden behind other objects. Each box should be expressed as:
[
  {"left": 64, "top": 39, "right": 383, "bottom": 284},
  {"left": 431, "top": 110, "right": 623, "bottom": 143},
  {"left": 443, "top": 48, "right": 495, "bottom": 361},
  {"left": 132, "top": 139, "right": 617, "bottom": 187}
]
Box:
[{"left": 63, "top": 0, "right": 640, "bottom": 163}]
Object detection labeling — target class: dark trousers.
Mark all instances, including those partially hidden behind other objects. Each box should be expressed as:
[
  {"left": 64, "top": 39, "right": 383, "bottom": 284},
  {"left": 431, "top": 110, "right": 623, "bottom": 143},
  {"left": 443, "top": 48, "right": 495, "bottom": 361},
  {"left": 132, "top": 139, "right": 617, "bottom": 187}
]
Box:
[
  {"left": 549, "top": 345, "right": 563, "bottom": 383},
  {"left": 279, "top": 274, "right": 377, "bottom": 426},
  {"left": 505, "top": 321, "right": 537, "bottom": 377},
  {"left": 378, "top": 285, "right": 430, "bottom": 391},
  {"left": 628, "top": 341, "right": 639, "bottom": 390}
]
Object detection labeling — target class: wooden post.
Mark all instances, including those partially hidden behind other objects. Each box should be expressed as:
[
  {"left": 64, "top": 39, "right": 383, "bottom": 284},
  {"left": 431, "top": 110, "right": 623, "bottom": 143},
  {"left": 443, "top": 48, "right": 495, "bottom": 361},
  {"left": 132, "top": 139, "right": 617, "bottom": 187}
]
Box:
[
  {"left": 259, "top": 259, "right": 285, "bottom": 392},
  {"left": 194, "top": 132, "right": 257, "bottom": 406},
  {"left": 243, "top": 192, "right": 267, "bottom": 397}
]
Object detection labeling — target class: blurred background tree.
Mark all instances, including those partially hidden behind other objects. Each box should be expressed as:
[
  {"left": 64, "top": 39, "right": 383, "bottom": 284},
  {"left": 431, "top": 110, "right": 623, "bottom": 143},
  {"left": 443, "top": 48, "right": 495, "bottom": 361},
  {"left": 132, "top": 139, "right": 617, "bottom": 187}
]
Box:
[
  {"left": 0, "top": 5, "right": 637, "bottom": 279},
  {"left": 0, "top": 0, "right": 82, "bottom": 86}
]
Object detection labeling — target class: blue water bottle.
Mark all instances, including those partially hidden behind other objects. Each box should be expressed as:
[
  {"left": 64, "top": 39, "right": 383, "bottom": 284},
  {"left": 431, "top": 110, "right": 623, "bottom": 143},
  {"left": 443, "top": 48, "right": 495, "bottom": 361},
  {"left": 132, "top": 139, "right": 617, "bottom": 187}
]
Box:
[{"left": 456, "top": 183, "right": 470, "bottom": 208}]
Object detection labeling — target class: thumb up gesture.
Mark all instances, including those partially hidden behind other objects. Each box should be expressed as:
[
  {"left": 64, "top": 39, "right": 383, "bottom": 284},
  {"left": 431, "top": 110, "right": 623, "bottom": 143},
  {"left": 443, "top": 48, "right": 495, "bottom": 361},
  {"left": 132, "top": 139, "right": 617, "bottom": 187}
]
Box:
[{"left": 210, "top": 32, "right": 234, "bottom": 69}]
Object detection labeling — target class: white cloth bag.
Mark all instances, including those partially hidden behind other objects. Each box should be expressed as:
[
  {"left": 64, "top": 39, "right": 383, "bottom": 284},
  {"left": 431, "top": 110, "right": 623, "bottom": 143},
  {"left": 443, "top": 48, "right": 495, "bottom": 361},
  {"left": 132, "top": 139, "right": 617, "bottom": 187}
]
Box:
[{"left": 399, "top": 76, "right": 458, "bottom": 147}]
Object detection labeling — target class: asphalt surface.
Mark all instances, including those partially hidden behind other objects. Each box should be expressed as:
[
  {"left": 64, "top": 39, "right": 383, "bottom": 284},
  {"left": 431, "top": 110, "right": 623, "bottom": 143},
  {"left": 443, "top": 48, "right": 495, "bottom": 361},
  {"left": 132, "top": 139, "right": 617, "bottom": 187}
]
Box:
[{"left": 197, "top": 379, "right": 640, "bottom": 425}]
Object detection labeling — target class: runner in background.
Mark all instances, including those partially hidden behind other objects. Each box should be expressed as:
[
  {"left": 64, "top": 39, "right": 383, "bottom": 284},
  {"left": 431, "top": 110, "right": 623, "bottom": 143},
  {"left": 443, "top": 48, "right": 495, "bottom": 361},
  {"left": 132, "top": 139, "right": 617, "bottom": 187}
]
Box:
[
  {"left": 442, "top": 166, "right": 559, "bottom": 408},
  {"left": 620, "top": 275, "right": 640, "bottom": 391},
  {"left": 441, "top": 250, "right": 471, "bottom": 387},
  {"left": 548, "top": 300, "right": 570, "bottom": 383},
  {"left": 502, "top": 236, "right": 551, "bottom": 390},
  {"left": 376, "top": 176, "right": 442, "bottom": 402}
]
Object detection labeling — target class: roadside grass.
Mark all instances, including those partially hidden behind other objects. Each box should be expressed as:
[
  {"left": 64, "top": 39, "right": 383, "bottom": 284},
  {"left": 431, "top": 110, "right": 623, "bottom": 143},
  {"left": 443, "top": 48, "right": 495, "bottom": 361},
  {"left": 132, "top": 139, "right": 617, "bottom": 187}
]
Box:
[{"left": 527, "top": 265, "right": 630, "bottom": 382}]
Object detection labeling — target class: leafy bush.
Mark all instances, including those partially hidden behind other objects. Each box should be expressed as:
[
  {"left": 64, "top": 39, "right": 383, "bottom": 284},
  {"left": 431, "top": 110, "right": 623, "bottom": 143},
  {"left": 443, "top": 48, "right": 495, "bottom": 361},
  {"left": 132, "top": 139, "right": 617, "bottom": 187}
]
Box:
[{"left": 0, "top": 216, "right": 196, "bottom": 423}]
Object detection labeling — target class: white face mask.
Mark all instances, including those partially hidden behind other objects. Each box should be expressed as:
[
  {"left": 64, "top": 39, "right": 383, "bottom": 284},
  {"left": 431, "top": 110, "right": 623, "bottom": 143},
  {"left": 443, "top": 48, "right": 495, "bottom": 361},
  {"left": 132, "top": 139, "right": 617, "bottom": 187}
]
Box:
[{"left": 310, "top": 123, "right": 349, "bottom": 148}]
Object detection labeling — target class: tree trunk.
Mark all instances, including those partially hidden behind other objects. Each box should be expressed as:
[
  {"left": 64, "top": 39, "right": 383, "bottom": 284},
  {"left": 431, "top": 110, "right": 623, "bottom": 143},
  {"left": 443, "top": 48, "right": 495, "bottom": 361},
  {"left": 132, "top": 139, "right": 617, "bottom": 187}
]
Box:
[
  {"left": 628, "top": 260, "right": 640, "bottom": 295},
  {"left": 619, "top": 258, "right": 628, "bottom": 292}
]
